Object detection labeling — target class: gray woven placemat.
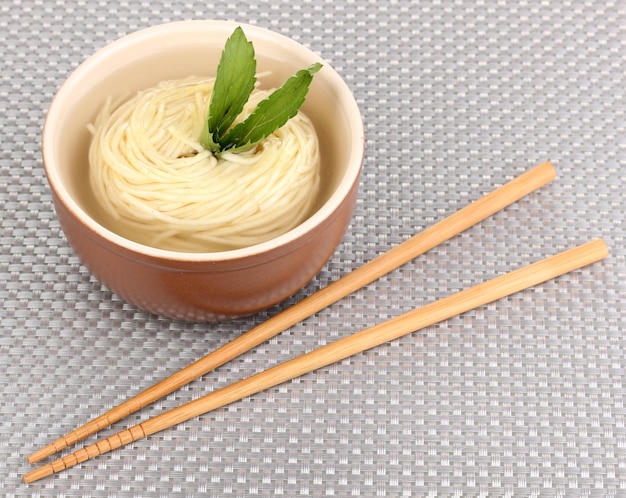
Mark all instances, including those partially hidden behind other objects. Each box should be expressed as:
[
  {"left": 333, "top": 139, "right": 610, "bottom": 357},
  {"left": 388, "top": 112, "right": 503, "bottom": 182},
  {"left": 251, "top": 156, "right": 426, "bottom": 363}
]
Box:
[{"left": 1, "top": 1, "right": 625, "bottom": 496}]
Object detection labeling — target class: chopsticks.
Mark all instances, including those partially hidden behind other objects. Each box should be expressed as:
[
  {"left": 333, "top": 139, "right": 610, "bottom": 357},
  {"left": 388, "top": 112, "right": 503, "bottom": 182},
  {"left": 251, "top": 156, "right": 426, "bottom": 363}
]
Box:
[
  {"left": 24, "top": 238, "right": 608, "bottom": 483},
  {"left": 27, "top": 161, "right": 556, "bottom": 466},
  {"left": 25, "top": 163, "right": 559, "bottom": 475}
]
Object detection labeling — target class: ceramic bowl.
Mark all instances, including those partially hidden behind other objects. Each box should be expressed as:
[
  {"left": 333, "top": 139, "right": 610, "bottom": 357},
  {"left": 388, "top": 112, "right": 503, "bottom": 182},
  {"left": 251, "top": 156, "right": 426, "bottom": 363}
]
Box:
[{"left": 42, "top": 20, "right": 364, "bottom": 321}]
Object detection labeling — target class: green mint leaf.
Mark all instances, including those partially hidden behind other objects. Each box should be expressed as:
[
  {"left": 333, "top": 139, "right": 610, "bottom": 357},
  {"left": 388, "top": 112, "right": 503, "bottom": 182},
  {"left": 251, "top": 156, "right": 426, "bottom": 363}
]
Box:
[
  {"left": 217, "top": 62, "right": 322, "bottom": 155},
  {"left": 200, "top": 27, "right": 256, "bottom": 152}
]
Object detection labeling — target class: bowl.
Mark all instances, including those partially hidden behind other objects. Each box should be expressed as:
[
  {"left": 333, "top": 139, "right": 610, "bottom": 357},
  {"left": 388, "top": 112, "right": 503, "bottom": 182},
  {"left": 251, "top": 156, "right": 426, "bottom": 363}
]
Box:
[{"left": 42, "top": 20, "right": 364, "bottom": 321}]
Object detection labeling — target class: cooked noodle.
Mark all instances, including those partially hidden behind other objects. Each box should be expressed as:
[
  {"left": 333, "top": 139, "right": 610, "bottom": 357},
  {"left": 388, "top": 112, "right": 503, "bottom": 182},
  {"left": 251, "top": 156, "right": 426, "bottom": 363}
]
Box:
[{"left": 88, "top": 76, "right": 321, "bottom": 252}]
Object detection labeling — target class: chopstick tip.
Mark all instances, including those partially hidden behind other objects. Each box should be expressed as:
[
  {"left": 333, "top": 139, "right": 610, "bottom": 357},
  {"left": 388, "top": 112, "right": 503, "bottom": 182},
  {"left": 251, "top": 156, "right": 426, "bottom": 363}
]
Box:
[
  {"left": 23, "top": 464, "right": 53, "bottom": 484},
  {"left": 27, "top": 441, "right": 63, "bottom": 464}
]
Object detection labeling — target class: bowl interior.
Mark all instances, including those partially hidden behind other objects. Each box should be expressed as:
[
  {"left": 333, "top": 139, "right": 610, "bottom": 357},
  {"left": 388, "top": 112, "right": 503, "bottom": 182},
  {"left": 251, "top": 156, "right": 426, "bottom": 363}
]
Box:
[{"left": 44, "top": 21, "right": 363, "bottom": 260}]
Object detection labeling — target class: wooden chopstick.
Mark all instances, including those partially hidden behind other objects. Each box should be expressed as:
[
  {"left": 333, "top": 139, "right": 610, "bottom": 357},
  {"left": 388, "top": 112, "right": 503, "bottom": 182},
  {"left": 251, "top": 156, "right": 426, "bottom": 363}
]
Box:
[
  {"left": 24, "top": 238, "right": 608, "bottom": 483},
  {"left": 27, "top": 161, "right": 556, "bottom": 465}
]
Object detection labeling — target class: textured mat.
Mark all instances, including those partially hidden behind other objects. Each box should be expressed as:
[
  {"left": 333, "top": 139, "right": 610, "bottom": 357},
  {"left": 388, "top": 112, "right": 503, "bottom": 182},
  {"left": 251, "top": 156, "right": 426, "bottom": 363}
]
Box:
[{"left": 1, "top": 0, "right": 625, "bottom": 496}]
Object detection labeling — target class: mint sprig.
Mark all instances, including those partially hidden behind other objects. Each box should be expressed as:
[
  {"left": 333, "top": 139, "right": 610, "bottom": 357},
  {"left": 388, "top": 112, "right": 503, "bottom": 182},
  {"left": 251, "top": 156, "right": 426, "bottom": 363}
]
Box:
[{"left": 200, "top": 27, "right": 321, "bottom": 156}]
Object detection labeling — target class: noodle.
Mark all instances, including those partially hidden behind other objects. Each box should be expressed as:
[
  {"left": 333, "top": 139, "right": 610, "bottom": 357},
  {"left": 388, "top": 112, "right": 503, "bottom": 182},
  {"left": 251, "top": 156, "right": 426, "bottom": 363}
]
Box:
[{"left": 88, "top": 76, "right": 321, "bottom": 252}]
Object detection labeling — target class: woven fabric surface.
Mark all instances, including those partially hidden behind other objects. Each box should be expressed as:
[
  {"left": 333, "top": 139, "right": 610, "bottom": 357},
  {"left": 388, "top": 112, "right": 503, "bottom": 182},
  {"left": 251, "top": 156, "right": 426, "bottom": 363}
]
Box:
[{"left": 1, "top": 0, "right": 625, "bottom": 496}]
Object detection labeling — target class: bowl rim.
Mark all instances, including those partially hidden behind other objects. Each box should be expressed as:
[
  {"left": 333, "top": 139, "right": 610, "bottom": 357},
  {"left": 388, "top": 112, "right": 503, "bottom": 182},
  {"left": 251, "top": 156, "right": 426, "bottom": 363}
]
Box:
[{"left": 42, "top": 19, "right": 364, "bottom": 263}]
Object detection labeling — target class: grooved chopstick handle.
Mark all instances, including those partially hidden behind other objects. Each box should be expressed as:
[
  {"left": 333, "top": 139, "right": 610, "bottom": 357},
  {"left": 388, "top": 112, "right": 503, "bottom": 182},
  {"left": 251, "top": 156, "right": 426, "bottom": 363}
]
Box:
[
  {"left": 24, "top": 238, "right": 607, "bottom": 483},
  {"left": 27, "top": 162, "right": 555, "bottom": 464}
]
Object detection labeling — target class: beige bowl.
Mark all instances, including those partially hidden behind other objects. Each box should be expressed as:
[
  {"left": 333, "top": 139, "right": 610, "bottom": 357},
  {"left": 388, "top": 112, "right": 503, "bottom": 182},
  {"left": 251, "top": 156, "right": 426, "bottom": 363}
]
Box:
[{"left": 42, "top": 20, "right": 364, "bottom": 321}]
